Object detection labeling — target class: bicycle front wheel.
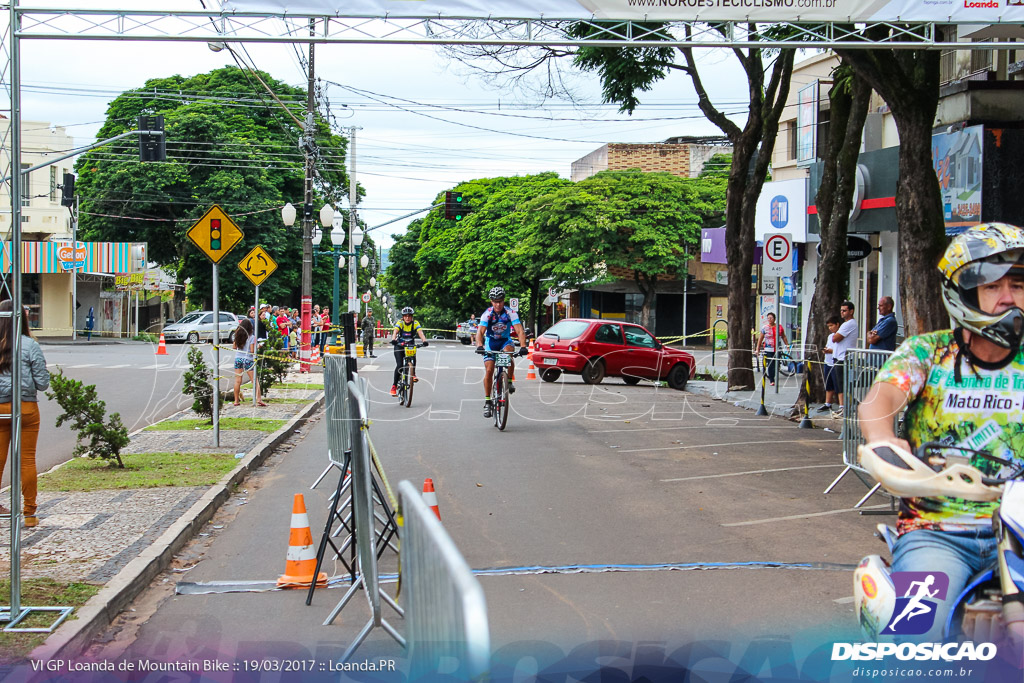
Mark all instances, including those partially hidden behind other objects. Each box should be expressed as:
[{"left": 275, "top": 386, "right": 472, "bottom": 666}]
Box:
[
  {"left": 403, "top": 364, "right": 414, "bottom": 407},
  {"left": 777, "top": 353, "right": 795, "bottom": 377},
  {"left": 494, "top": 371, "right": 509, "bottom": 431}
]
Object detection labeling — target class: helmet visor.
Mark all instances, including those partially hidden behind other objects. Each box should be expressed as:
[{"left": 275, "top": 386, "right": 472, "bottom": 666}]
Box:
[{"left": 956, "top": 249, "right": 1024, "bottom": 290}]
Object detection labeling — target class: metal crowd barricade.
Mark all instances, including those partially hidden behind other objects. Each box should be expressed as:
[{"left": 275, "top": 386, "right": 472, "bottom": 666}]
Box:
[
  {"left": 324, "top": 380, "right": 404, "bottom": 661},
  {"left": 399, "top": 480, "right": 490, "bottom": 682},
  {"left": 823, "top": 348, "right": 896, "bottom": 511}
]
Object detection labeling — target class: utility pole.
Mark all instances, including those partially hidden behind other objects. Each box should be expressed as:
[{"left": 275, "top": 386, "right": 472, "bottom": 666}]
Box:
[
  {"left": 300, "top": 18, "right": 315, "bottom": 373},
  {"left": 348, "top": 126, "right": 358, "bottom": 321}
]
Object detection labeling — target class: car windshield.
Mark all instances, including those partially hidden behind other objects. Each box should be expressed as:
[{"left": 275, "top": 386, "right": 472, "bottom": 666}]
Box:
[
  {"left": 541, "top": 320, "right": 590, "bottom": 340},
  {"left": 175, "top": 313, "right": 203, "bottom": 325}
]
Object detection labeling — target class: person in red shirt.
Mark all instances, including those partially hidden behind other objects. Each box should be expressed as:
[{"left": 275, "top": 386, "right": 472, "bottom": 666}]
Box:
[
  {"left": 276, "top": 310, "right": 290, "bottom": 350},
  {"left": 319, "top": 307, "right": 331, "bottom": 354}
]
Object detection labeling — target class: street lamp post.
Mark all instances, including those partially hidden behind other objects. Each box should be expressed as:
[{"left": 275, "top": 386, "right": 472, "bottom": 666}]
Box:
[
  {"left": 313, "top": 216, "right": 364, "bottom": 346},
  {"left": 282, "top": 202, "right": 334, "bottom": 370}
]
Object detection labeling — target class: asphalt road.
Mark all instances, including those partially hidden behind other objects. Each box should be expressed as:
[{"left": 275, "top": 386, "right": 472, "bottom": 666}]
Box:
[
  {"left": 88, "top": 344, "right": 885, "bottom": 676},
  {"left": 24, "top": 340, "right": 235, "bottom": 485}
]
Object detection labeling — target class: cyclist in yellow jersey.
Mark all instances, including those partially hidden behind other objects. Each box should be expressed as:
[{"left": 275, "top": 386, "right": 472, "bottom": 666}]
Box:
[{"left": 390, "top": 307, "right": 428, "bottom": 397}]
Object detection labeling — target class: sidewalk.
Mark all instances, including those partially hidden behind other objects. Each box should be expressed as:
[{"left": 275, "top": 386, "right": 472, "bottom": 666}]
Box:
[
  {"left": 36, "top": 337, "right": 149, "bottom": 346},
  {"left": 0, "top": 368, "right": 325, "bottom": 661}
]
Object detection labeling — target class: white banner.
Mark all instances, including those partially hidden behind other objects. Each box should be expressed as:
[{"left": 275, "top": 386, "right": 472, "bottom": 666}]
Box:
[{"left": 227, "top": 0, "right": 1024, "bottom": 24}]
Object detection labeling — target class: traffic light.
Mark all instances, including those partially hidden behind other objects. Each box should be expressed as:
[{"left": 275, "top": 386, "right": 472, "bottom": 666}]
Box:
[
  {"left": 210, "top": 218, "right": 222, "bottom": 250},
  {"left": 444, "top": 191, "right": 465, "bottom": 221},
  {"left": 60, "top": 173, "right": 75, "bottom": 208},
  {"left": 138, "top": 114, "right": 166, "bottom": 162}
]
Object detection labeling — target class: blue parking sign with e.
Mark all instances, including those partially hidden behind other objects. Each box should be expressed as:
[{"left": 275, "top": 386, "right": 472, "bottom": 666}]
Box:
[{"left": 770, "top": 195, "right": 789, "bottom": 229}]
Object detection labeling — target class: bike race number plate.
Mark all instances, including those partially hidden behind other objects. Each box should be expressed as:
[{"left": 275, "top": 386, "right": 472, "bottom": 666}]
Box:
[
  {"left": 405, "top": 347, "right": 417, "bottom": 357},
  {"left": 494, "top": 353, "right": 513, "bottom": 367}
]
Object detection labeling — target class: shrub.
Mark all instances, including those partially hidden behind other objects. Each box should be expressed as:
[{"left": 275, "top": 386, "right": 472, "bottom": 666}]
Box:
[
  {"left": 45, "top": 369, "right": 130, "bottom": 468},
  {"left": 182, "top": 346, "right": 214, "bottom": 420},
  {"left": 257, "top": 327, "right": 292, "bottom": 397}
]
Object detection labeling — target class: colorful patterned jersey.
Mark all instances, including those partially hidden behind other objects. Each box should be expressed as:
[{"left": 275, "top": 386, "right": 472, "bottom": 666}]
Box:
[
  {"left": 874, "top": 330, "right": 1024, "bottom": 534},
  {"left": 479, "top": 306, "right": 520, "bottom": 343}
]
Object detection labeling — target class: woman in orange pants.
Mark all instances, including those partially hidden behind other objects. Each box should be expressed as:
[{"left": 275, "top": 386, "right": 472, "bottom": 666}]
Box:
[{"left": 0, "top": 300, "right": 49, "bottom": 528}]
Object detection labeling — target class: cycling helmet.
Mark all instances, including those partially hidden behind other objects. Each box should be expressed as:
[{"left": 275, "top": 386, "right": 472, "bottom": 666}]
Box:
[
  {"left": 400, "top": 307, "right": 414, "bottom": 316},
  {"left": 488, "top": 286, "right": 505, "bottom": 301},
  {"left": 939, "top": 222, "right": 1024, "bottom": 351}
]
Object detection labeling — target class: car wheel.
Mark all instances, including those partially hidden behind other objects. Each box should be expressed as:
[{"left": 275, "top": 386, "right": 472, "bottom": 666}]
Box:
[
  {"left": 187, "top": 331, "right": 200, "bottom": 344},
  {"left": 623, "top": 375, "right": 641, "bottom": 386},
  {"left": 540, "top": 368, "right": 562, "bottom": 383},
  {"left": 581, "top": 358, "right": 605, "bottom": 385},
  {"left": 228, "top": 330, "right": 235, "bottom": 344},
  {"left": 460, "top": 338, "right": 471, "bottom": 345},
  {"left": 667, "top": 363, "right": 689, "bottom": 391}
]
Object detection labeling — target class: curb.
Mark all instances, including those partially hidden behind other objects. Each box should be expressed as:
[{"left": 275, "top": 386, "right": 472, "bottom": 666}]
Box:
[{"left": 27, "top": 389, "right": 327, "bottom": 662}]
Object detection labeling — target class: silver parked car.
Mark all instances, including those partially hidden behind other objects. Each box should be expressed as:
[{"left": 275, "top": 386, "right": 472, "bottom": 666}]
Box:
[{"left": 163, "top": 311, "right": 238, "bottom": 344}]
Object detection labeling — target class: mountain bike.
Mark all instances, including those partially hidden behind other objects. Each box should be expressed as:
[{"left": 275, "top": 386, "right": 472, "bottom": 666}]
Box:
[
  {"left": 477, "top": 348, "right": 515, "bottom": 430},
  {"left": 392, "top": 339, "right": 426, "bottom": 408}
]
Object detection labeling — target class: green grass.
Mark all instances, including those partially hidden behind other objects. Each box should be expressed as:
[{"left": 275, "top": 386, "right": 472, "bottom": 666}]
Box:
[
  {"left": 266, "top": 397, "right": 311, "bottom": 404},
  {"left": 144, "top": 417, "right": 286, "bottom": 432},
  {"left": 38, "top": 452, "right": 239, "bottom": 491},
  {"left": 280, "top": 382, "right": 323, "bottom": 390},
  {"left": 0, "top": 579, "right": 100, "bottom": 663}
]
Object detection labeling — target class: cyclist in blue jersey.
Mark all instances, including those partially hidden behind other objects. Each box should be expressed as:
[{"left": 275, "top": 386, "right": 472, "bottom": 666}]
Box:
[{"left": 475, "top": 286, "right": 528, "bottom": 418}]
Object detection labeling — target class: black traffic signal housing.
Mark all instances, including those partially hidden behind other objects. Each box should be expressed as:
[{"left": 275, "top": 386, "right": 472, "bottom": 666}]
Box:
[
  {"left": 210, "top": 218, "right": 222, "bottom": 250},
  {"left": 138, "top": 115, "right": 166, "bottom": 162},
  {"left": 444, "top": 191, "right": 465, "bottom": 221},
  {"left": 60, "top": 173, "right": 75, "bottom": 208}
]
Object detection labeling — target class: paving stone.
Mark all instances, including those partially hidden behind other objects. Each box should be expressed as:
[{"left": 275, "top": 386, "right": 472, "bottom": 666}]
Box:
[{"left": 123, "top": 430, "right": 268, "bottom": 455}]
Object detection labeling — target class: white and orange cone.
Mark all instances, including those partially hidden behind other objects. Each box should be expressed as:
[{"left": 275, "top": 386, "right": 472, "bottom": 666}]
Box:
[
  {"left": 422, "top": 478, "right": 441, "bottom": 520},
  {"left": 527, "top": 339, "right": 535, "bottom": 360},
  {"left": 156, "top": 333, "right": 168, "bottom": 356},
  {"left": 526, "top": 357, "right": 537, "bottom": 380},
  {"left": 277, "top": 493, "right": 328, "bottom": 589},
  {"left": 310, "top": 344, "right": 320, "bottom": 365}
]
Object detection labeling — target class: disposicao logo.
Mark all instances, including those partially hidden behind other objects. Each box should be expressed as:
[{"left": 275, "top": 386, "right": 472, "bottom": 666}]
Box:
[{"left": 884, "top": 571, "right": 948, "bottom": 635}]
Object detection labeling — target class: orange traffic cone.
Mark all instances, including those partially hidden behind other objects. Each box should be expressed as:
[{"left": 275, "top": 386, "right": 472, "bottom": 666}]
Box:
[
  {"left": 527, "top": 339, "right": 534, "bottom": 360},
  {"left": 526, "top": 357, "right": 537, "bottom": 380},
  {"left": 156, "top": 333, "right": 168, "bottom": 356},
  {"left": 277, "top": 494, "right": 328, "bottom": 589},
  {"left": 310, "top": 344, "right": 320, "bottom": 365},
  {"left": 422, "top": 478, "right": 441, "bottom": 520}
]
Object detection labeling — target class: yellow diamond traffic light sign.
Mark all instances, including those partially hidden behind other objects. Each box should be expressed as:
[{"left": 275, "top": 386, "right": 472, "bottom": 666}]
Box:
[
  {"left": 238, "top": 246, "right": 278, "bottom": 287},
  {"left": 187, "top": 205, "right": 243, "bottom": 264}
]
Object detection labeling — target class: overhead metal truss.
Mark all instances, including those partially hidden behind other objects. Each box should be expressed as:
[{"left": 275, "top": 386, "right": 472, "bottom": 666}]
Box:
[{"left": 11, "top": 8, "right": 1023, "bottom": 50}]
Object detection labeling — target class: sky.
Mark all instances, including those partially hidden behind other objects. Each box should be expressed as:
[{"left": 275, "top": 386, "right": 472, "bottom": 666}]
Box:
[{"left": 13, "top": 1, "right": 757, "bottom": 249}]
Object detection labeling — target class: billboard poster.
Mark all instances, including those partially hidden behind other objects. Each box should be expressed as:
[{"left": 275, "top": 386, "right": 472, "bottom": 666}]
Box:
[
  {"left": 797, "top": 82, "right": 819, "bottom": 166},
  {"left": 933, "top": 124, "right": 983, "bottom": 228}
]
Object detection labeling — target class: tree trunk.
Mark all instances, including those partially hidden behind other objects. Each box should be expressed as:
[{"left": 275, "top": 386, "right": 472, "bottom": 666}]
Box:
[
  {"left": 796, "top": 66, "right": 870, "bottom": 415},
  {"left": 635, "top": 272, "right": 656, "bottom": 329},
  {"left": 837, "top": 40, "right": 947, "bottom": 337},
  {"left": 528, "top": 277, "right": 542, "bottom": 335}
]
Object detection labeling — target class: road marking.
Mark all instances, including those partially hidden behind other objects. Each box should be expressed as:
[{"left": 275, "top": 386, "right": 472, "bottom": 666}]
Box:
[
  {"left": 661, "top": 464, "right": 843, "bottom": 482},
  {"left": 722, "top": 504, "right": 891, "bottom": 527},
  {"left": 107, "top": 364, "right": 131, "bottom": 368},
  {"left": 834, "top": 596, "right": 856, "bottom": 604},
  {"left": 66, "top": 364, "right": 98, "bottom": 368},
  {"left": 621, "top": 439, "right": 811, "bottom": 453},
  {"left": 593, "top": 423, "right": 788, "bottom": 434}
]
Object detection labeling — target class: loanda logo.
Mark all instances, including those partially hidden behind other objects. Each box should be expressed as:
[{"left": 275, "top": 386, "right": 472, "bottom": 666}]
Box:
[{"left": 883, "top": 572, "right": 948, "bottom": 635}]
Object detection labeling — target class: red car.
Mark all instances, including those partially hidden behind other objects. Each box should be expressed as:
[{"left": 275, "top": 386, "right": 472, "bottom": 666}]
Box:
[{"left": 531, "top": 318, "right": 696, "bottom": 390}]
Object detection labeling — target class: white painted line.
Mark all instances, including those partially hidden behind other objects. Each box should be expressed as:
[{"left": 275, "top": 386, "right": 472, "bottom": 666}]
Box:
[
  {"left": 107, "top": 364, "right": 131, "bottom": 368},
  {"left": 593, "top": 423, "right": 793, "bottom": 434},
  {"left": 834, "top": 596, "right": 856, "bottom": 604},
  {"left": 66, "top": 364, "right": 98, "bottom": 368},
  {"left": 661, "top": 464, "right": 843, "bottom": 482},
  {"left": 621, "top": 439, "right": 810, "bottom": 454},
  {"left": 721, "top": 504, "right": 891, "bottom": 527}
]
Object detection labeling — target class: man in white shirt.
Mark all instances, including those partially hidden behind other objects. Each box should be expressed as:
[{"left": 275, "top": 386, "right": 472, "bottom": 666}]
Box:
[{"left": 830, "top": 300, "right": 859, "bottom": 414}]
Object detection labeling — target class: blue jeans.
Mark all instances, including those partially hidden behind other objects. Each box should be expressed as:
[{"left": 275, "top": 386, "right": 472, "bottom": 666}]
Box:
[
  {"left": 891, "top": 527, "right": 998, "bottom": 640},
  {"left": 763, "top": 349, "right": 777, "bottom": 383}
]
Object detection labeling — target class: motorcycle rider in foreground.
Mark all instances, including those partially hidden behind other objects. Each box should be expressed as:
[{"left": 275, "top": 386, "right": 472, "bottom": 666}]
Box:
[{"left": 858, "top": 223, "right": 1024, "bottom": 644}]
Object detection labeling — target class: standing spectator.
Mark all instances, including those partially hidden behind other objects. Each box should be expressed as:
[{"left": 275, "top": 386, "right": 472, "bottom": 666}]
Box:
[
  {"left": 867, "top": 296, "right": 898, "bottom": 351},
  {"left": 817, "top": 315, "right": 842, "bottom": 412},
  {"left": 361, "top": 311, "right": 377, "bottom": 358},
  {"left": 311, "top": 305, "right": 323, "bottom": 351},
  {"left": 830, "top": 300, "right": 859, "bottom": 415},
  {"left": 0, "top": 301, "right": 49, "bottom": 528},
  {"left": 232, "top": 318, "right": 266, "bottom": 407},
  {"left": 756, "top": 312, "right": 788, "bottom": 386},
  {"left": 276, "top": 307, "right": 290, "bottom": 351},
  {"left": 257, "top": 304, "right": 271, "bottom": 340},
  {"left": 319, "top": 307, "right": 331, "bottom": 354}
]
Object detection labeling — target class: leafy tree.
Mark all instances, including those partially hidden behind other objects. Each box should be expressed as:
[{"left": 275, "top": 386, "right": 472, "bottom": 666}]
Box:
[
  {"left": 75, "top": 66, "right": 356, "bottom": 313},
  {"left": 183, "top": 346, "right": 214, "bottom": 420},
  {"left": 798, "top": 61, "right": 871, "bottom": 412},
  {"left": 836, "top": 32, "right": 948, "bottom": 335}
]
